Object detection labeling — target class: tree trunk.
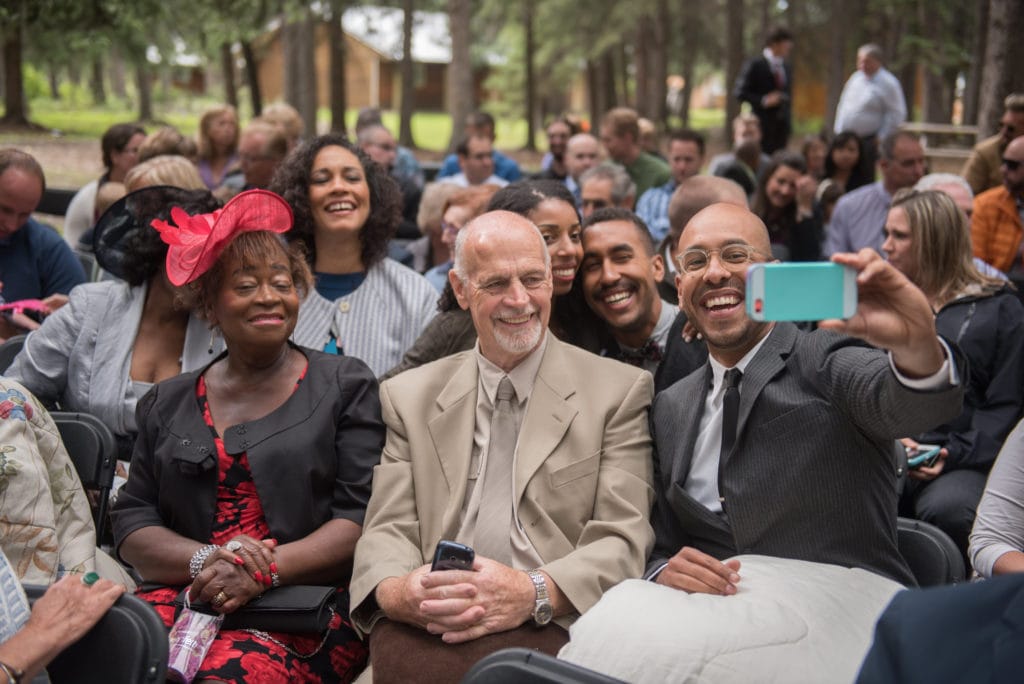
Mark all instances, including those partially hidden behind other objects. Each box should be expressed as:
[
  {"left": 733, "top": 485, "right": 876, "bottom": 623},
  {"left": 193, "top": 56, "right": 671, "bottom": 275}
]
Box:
[
  {"left": 724, "top": 0, "right": 745, "bottom": 142},
  {"left": 89, "top": 56, "right": 106, "bottom": 105},
  {"left": 446, "top": 0, "right": 474, "bottom": 152},
  {"left": 241, "top": 40, "right": 262, "bottom": 117},
  {"left": 678, "top": 0, "right": 698, "bottom": 127},
  {"left": 328, "top": 0, "right": 347, "bottom": 135},
  {"left": 47, "top": 62, "right": 58, "bottom": 99},
  {"left": 221, "top": 42, "right": 238, "bottom": 110},
  {"left": 110, "top": 45, "right": 127, "bottom": 99},
  {"left": 962, "top": 0, "right": 989, "bottom": 126},
  {"left": 522, "top": 0, "right": 536, "bottom": 151},
  {"left": 633, "top": 18, "right": 649, "bottom": 116},
  {"left": 978, "top": 0, "right": 1024, "bottom": 137},
  {"left": 300, "top": 9, "right": 318, "bottom": 137},
  {"left": 135, "top": 62, "right": 152, "bottom": 122},
  {"left": 587, "top": 58, "right": 602, "bottom": 129},
  {"left": 398, "top": 0, "right": 416, "bottom": 147},
  {"left": 1, "top": 25, "right": 28, "bottom": 126},
  {"left": 652, "top": 0, "right": 670, "bottom": 128},
  {"left": 824, "top": 0, "right": 849, "bottom": 132},
  {"left": 284, "top": 12, "right": 318, "bottom": 137}
]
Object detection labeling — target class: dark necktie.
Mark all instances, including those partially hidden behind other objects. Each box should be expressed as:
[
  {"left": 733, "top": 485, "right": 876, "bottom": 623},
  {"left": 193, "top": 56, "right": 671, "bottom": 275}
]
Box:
[{"left": 719, "top": 369, "right": 743, "bottom": 461}]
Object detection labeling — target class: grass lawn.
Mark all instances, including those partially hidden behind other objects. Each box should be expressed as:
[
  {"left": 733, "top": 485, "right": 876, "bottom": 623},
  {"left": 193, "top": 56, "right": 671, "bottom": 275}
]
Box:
[{"left": 9, "top": 97, "right": 728, "bottom": 152}]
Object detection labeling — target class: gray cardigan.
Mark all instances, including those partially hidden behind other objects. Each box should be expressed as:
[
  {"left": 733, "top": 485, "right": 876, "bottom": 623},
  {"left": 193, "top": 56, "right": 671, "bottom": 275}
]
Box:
[{"left": 7, "top": 280, "right": 219, "bottom": 443}]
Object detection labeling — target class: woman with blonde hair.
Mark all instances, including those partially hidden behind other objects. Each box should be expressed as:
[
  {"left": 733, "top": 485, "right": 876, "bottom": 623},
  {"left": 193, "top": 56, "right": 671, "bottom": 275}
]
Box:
[
  {"left": 125, "top": 154, "right": 206, "bottom": 192},
  {"left": 195, "top": 104, "right": 240, "bottom": 191},
  {"left": 883, "top": 189, "right": 1024, "bottom": 560}
]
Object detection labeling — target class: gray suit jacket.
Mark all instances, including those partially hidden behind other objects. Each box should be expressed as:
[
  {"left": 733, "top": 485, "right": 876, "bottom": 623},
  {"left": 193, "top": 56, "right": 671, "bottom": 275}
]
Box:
[
  {"left": 648, "top": 323, "right": 965, "bottom": 585},
  {"left": 350, "top": 335, "right": 655, "bottom": 633}
]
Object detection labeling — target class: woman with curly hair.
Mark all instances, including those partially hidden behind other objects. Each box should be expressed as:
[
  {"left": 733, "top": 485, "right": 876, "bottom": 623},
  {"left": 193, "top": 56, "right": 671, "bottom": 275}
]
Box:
[
  {"left": 7, "top": 185, "right": 222, "bottom": 459},
  {"left": 271, "top": 134, "right": 437, "bottom": 376}
]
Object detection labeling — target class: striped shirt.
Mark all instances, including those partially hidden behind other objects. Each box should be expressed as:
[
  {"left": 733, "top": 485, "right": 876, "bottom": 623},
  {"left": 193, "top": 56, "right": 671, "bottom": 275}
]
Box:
[{"left": 292, "top": 258, "right": 439, "bottom": 377}]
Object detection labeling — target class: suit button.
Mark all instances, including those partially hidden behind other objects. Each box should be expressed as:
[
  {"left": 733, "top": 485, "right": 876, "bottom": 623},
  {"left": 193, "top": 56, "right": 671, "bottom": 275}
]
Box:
[
  {"left": 241, "top": 440, "right": 250, "bottom": 449},
  {"left": 338, "top": 301, "right": 350, "bottom": 313},
  {"left": 236, "top": 425, "right": 246, "bottom": 435},
  {"left": 181, "top": 439, "right": 191, "bottom": 447}
]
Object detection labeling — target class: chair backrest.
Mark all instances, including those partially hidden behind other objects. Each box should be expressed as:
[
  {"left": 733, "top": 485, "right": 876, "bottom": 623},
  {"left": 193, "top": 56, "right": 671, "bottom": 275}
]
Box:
[
  {"left": 0, "top": 333, "right": 26, "bottom": 373},
  {"left": 51, "top": 412, "right": 118, "bottom": 543},
  {"left": 461, "top": 648, "right": 625, "bottom": 684},
  {"left": 23, "top": 584, "right": 168, "bottom": 683},
  {"left": 897, "top": 517, "right": 966, "bottom": 587}
]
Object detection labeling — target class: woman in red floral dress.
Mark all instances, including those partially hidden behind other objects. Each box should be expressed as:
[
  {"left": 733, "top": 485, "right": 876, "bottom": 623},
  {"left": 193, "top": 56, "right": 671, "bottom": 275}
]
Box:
[{"left": 111, "top": 190, "right": 384, "bottom": 681}]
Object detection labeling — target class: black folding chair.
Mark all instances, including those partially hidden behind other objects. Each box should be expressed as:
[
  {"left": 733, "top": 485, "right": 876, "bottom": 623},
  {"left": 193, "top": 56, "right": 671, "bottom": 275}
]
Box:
[
  {"left": 51, "top": 412, "right": 118, "bottom": 544},
  {"left": 0, "top": 333, "right": 26, "bottom": 373},
  {"left": 23, "top": 584, "right": 168, "bottom": 683},
  {"left": 461, "top": 648, "right": 625, "bottom": 684},
  {"left": 897, "top": 517, "right": 966, "bottom": 587}
]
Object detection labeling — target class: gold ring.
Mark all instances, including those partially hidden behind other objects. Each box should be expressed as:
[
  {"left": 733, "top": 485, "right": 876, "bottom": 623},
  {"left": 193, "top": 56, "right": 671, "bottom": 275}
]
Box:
[{"left": 212, "top": 590, "right": 228, "bottom": 607}]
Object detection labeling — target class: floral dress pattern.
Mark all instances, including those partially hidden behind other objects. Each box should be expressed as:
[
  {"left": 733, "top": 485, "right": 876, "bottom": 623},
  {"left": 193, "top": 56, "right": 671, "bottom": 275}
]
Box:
[{"left": 136, "top": 369, "right": 368, "bottom": 682}]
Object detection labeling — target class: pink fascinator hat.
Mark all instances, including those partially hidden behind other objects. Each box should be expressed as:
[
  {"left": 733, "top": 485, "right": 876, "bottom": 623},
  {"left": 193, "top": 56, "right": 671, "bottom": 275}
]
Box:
[{"left": 151, "top": 189, "right": 293, "bottom": 286}]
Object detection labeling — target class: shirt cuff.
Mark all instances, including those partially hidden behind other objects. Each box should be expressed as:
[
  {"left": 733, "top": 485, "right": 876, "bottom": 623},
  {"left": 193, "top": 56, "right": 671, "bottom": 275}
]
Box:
[
  {"left": 645, "top": 562, "right": 669, "bottom": 582},
  {"left": 887, "top": 336, "right": 960, "bottom": 390}
]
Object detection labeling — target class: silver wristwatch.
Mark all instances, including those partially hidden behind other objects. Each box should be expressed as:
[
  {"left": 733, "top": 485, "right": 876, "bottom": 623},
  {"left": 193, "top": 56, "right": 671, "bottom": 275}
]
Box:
[{"left": 527, "top": 570, "right": 553, "bottom": 626}]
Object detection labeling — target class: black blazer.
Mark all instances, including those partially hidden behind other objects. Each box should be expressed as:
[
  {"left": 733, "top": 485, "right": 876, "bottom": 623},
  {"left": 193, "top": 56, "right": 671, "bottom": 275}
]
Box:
[
  {"left": 112, "top": 346, "right": 385, "bottom": 554},
  {"left": 734, "top": 56, "right": 792, "bottom": 121},
  {"left": 857, "top": 573, "right": 1024, "bottom": 683},
  {"left": 647, "top": 323, "right": 966, "bottom": 585}
]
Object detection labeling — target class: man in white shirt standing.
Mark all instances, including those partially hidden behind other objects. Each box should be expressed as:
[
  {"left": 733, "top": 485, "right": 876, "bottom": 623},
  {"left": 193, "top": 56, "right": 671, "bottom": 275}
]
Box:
[{"left": 834, "top": 44, "right": 907, "bottom": 182}]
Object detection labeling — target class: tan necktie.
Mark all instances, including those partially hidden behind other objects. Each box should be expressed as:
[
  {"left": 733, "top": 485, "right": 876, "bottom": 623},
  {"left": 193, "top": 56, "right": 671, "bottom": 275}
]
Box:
[{"left": 474, "top": 376, "right": 516, "bottom": 565}]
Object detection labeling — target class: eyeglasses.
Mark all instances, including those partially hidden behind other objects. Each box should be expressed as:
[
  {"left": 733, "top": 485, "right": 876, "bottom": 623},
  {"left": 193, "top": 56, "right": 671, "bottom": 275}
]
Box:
[
  {"left": 1002, "top": 158, "right": 1022, "bottom": 171},
  {"left": 441, "top": 220, "right": 462, "bottom": 236},
  {"left": 677, "top": 244, "right": 767, "bottom": 274},
  {"left": 581, "top": 198, "right": 609, "bottom": 210}
]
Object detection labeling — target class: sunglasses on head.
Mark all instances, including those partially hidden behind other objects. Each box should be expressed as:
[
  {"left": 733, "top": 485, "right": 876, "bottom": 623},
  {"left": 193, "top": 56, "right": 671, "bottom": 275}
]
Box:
[{"left": 1002, "top": 158, "right": 1022, "bottom": 171}]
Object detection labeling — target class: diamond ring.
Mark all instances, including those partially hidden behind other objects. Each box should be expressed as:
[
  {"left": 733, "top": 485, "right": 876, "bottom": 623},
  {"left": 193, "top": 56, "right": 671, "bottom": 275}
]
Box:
[{"left": 225, "top": 540, "right": 243, "bottom": 553}]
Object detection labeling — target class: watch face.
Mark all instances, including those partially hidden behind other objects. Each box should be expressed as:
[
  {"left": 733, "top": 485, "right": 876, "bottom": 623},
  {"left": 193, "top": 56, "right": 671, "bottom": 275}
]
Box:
[{"left": 534, "top": 602, "right": 554, "bottom": 625}]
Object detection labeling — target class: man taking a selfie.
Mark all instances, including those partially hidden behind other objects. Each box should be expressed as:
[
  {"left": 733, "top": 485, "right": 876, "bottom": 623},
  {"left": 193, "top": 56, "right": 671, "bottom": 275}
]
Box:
[{"left": 647, "top": 202, "right": 964, "bottom": 589}]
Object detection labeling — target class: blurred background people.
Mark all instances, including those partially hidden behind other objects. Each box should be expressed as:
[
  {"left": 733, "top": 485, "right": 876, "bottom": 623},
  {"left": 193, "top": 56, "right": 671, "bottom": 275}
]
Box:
[{"left": 63, "top": 123, "right": 146, "bottom": 247}]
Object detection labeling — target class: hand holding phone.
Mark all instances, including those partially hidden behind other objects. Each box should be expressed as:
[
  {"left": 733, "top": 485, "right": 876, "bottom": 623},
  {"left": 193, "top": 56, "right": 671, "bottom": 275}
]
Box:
[
  {"left": 906, "top": 444, "right": 942, "bottom": 469},
  {"left": 431, "top": 540, "right": 475, "bottom": 572}
]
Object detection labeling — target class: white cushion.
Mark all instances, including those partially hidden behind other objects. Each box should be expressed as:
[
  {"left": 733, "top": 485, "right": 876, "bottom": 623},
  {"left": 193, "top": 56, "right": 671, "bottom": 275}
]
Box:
[{"left": 558, "top": 555, "right": 902, "bottom": 683}]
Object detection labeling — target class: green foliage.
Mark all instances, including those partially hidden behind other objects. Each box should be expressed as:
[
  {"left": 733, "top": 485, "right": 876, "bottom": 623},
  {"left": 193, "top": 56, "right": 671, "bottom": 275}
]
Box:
[{"left": 22, "top": 65, "right": 49, "bottom": 101}]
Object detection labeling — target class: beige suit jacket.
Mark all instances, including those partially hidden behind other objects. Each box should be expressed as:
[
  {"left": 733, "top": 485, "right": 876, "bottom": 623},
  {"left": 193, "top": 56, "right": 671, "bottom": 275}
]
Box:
[{"left": 349, "top": 336, "right": 655, "bottom": 633}]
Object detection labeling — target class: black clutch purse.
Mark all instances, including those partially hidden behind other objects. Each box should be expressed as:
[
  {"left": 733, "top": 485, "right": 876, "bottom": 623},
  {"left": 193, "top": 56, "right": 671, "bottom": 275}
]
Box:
[{"left": 174, "top": 585, "right": 336, "bottom": 633}]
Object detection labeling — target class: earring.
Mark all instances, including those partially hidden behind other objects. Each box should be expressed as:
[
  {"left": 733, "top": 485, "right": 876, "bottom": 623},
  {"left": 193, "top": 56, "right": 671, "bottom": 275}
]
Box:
[{"left": 208, "top": 330, "right": 216, "bottom": 354}]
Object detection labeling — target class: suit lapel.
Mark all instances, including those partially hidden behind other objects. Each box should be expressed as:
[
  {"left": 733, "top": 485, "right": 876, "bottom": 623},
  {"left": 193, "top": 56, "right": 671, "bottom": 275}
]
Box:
[
  {"left": 514, "top": 339, "right": 577, "bottom": 502},
  {"left": 729, "top": 323, "right": 795, "bottom": 462},
  {"left": 427, "top": 355, "right": 479, "bottom": 533},
  {"left": 670, "top": 365, "right": 712, "bottom": 487}
]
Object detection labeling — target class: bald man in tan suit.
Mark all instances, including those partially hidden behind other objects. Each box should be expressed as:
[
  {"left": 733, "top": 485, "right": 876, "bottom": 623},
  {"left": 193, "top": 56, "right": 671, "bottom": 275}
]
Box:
[{"left": 349, "top": 211, "right": 654, "bottom": 683}]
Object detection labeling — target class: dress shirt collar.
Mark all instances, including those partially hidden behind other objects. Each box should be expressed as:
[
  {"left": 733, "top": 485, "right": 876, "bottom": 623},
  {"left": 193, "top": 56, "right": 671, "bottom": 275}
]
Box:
[
  {"left": 475, "top": 332, "right": 549, "bottom": 408},
  {"left": 707, "top": 323, "right": 775, "bottom": 393}
]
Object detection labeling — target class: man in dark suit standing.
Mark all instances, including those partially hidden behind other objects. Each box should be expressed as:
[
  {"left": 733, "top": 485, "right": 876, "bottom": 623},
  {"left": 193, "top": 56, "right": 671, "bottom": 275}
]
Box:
[
  {"left": 647, "top": 203, "right": 964, "bottom": 591},
  {"left": 734, "top": 27, "right": 794, "bottom": 155}
]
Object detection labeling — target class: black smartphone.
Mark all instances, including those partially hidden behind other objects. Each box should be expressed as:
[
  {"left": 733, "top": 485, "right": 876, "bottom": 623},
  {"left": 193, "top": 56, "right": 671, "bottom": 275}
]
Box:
[{"left": 430, "top": 540, "right": 475, "bottom": 571}]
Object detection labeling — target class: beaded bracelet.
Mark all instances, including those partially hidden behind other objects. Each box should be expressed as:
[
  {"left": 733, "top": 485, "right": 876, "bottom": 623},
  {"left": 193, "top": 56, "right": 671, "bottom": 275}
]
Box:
[{"left": 189, "top": 544, "right": 220, "bottom": 579}]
